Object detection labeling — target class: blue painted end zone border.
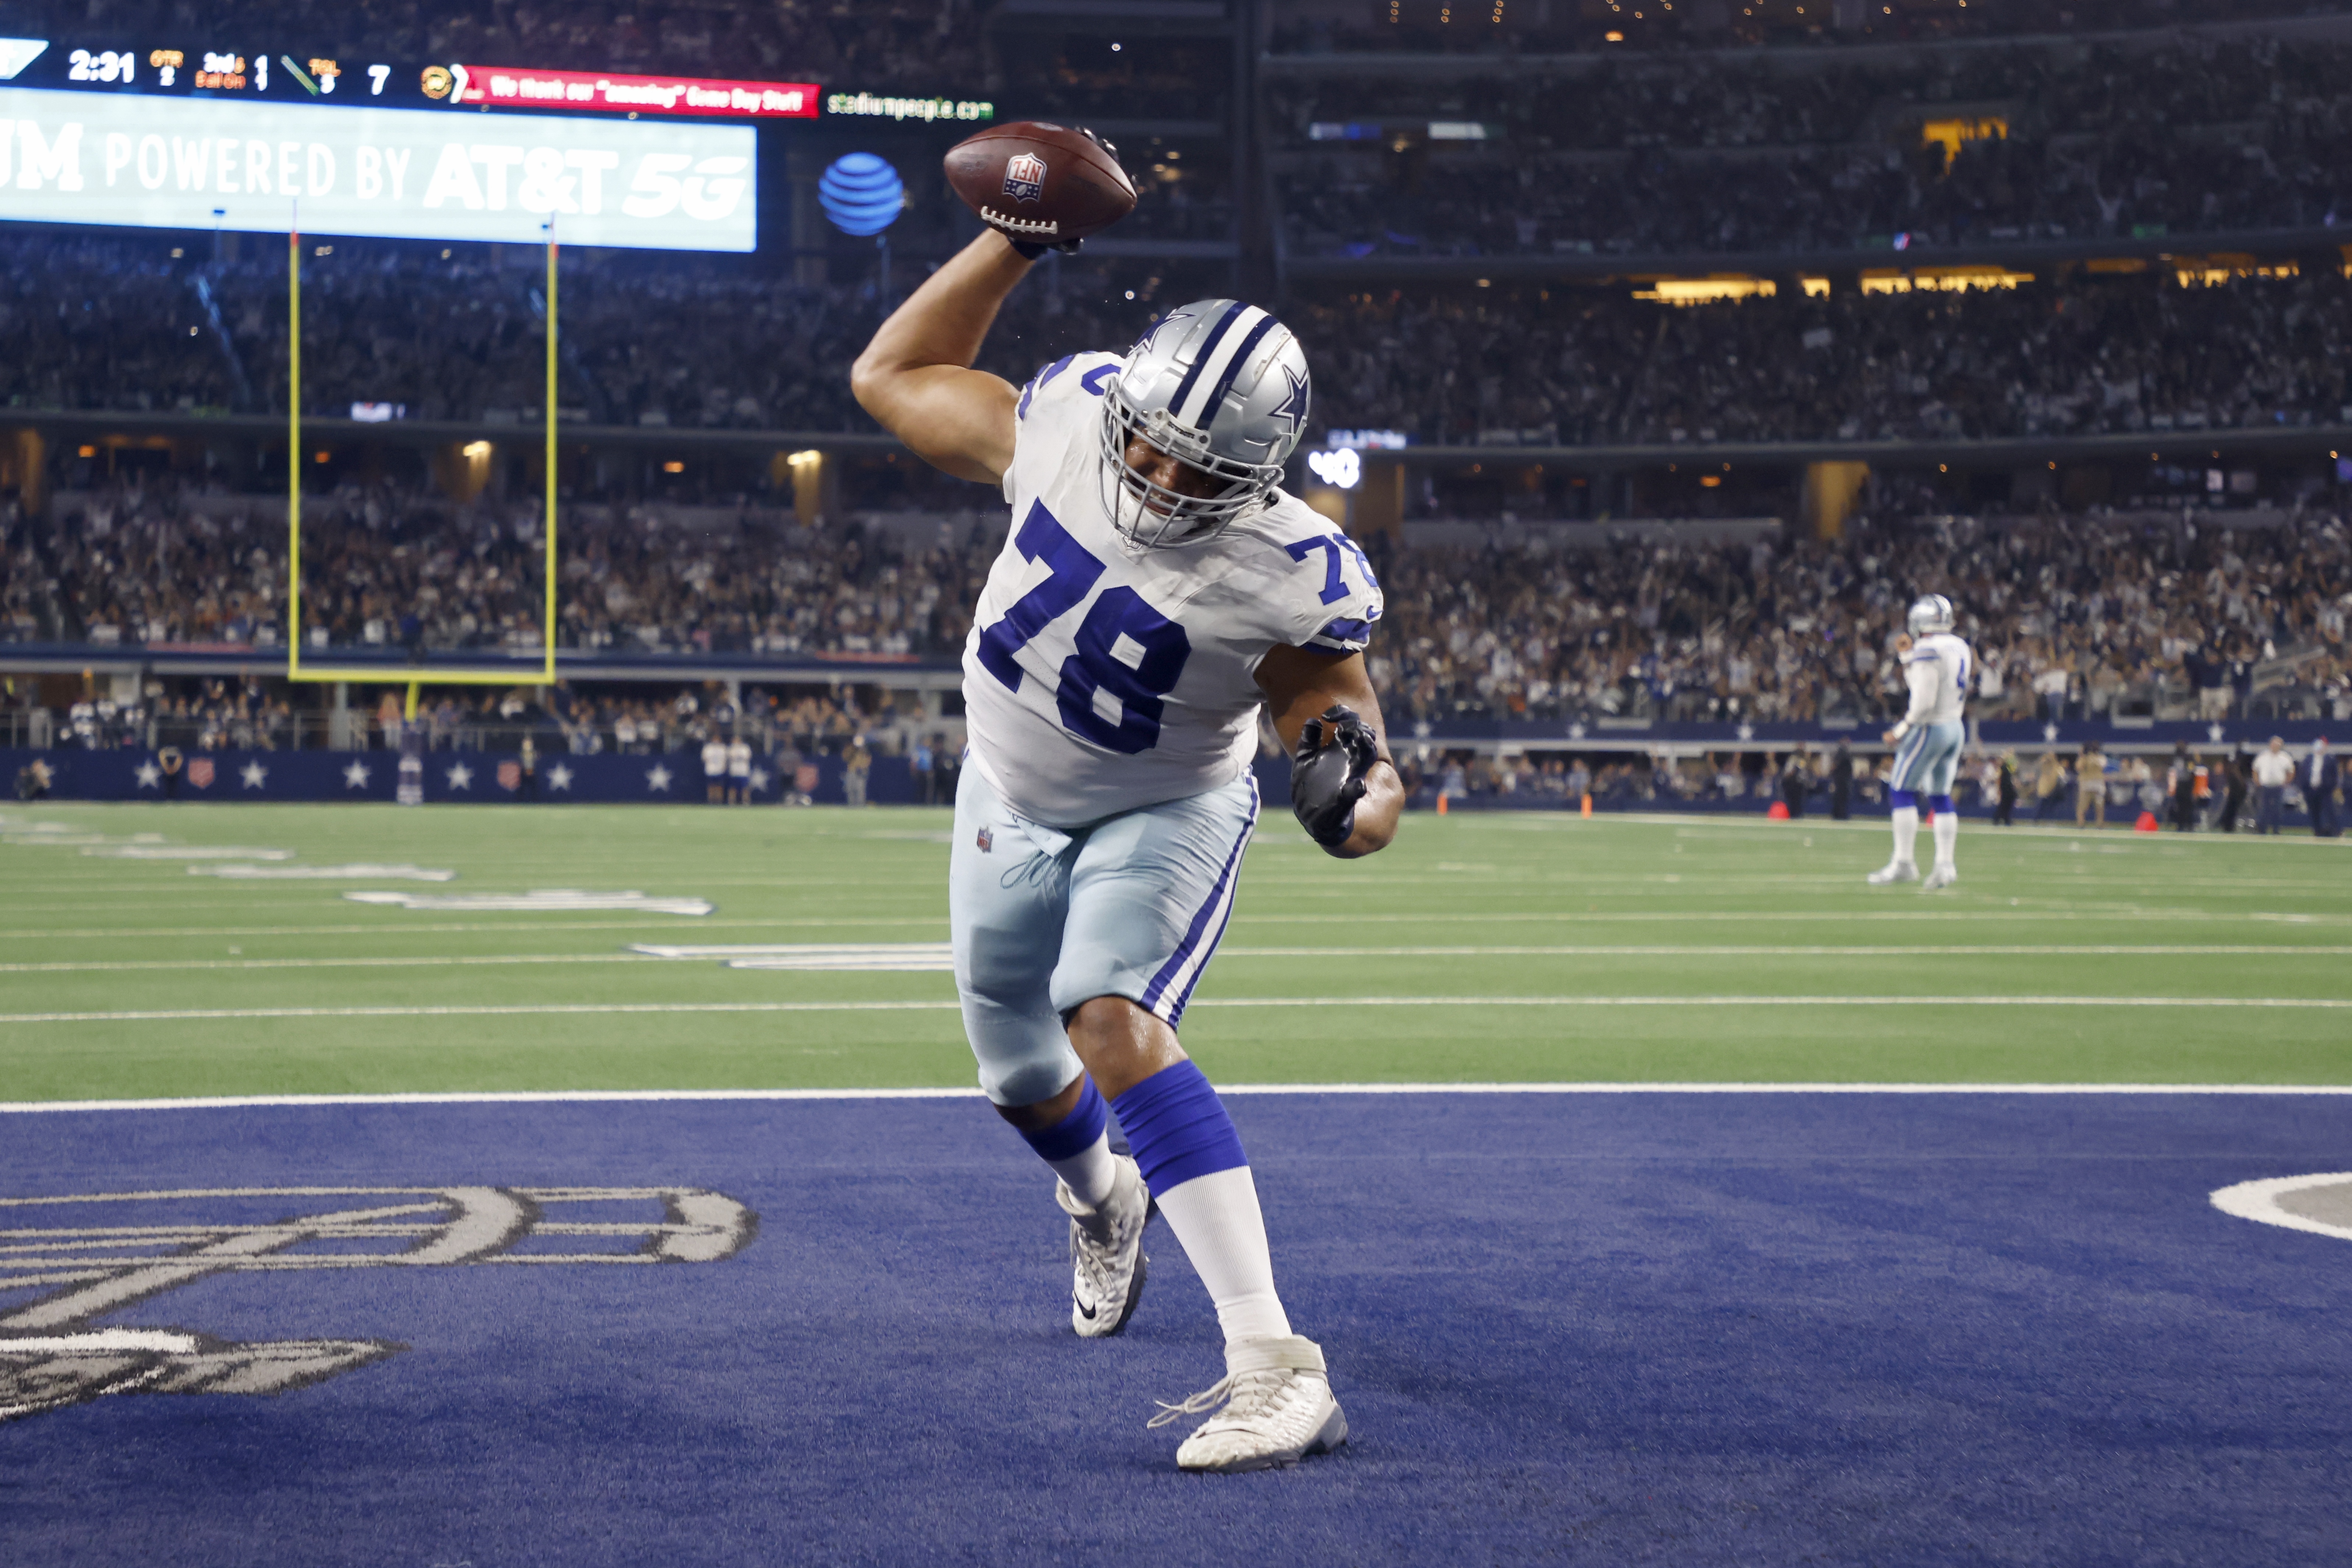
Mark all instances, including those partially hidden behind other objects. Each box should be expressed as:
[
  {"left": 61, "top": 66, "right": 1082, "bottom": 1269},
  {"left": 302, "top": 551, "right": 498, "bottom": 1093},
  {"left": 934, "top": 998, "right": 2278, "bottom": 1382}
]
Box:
[{"left": 3, "top": 1092, "right": 2348, "bottom": 1567}]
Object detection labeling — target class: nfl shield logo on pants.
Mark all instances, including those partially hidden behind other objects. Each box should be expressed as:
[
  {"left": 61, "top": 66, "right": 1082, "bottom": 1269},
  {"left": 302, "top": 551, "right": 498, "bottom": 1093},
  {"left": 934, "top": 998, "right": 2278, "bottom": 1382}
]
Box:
[
  {"left": 186, "top": 757, "right": 215, "bottom": 789},
  {"left": 1002, "top": 152, "right": 1045, "bottom": 204}
]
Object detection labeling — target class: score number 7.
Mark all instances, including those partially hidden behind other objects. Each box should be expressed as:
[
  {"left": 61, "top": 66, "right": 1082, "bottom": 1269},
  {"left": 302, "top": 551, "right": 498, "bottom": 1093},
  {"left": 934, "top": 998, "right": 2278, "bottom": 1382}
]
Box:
[{"left": 977, "top": 501, "right": 1191, "bottom": 755}]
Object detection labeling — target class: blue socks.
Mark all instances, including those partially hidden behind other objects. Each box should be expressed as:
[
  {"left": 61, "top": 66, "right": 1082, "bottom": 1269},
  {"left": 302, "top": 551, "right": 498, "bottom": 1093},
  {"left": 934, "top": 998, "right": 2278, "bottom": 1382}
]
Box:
[
  {"left": 1112, "top": 1060, "right": 1288, "bottom": 1342},
  {"left": 1018, "top": 1076, "right": 1117, "bottom": 1207},
  {"left": 1110, "top": 1060, "right": 1247, "bottom": 1193},
  {"left": 1019, "top": 1075, "right": 1106, "bottom": 1162}
]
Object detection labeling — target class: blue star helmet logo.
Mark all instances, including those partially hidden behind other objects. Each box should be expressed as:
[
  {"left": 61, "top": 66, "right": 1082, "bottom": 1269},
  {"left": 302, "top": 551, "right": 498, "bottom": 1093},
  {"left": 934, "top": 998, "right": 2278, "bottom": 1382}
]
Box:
[{"left": 1269, "top": 364, "right": 1310, "bottom": 433}]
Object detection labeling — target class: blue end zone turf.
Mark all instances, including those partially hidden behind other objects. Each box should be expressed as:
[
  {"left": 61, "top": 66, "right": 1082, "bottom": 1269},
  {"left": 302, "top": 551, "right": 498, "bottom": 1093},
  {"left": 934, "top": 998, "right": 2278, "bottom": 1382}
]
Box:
[{"left": 3, "top": 1094, "right": 2349, "bottom": 1565}]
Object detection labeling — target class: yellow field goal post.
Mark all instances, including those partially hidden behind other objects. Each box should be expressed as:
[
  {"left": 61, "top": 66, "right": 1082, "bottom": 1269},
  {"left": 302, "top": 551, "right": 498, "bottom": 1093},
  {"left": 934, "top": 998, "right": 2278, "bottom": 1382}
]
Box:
[{"left": 284, "top": 217, "right": 561, "bottom": 721}]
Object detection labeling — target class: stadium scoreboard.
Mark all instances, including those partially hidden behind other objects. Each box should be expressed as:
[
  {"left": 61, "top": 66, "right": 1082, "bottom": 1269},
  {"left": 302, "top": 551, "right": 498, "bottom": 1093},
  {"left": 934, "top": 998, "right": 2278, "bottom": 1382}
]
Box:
[
  {"left": 2, "top": 37, "right": 820, "bottom": 120},
  {"left": 0, "top": 35, "right": 1000, "bottom": 251},
  {"left": 0, "top": 84, "right": 757, "bottom": 250}
]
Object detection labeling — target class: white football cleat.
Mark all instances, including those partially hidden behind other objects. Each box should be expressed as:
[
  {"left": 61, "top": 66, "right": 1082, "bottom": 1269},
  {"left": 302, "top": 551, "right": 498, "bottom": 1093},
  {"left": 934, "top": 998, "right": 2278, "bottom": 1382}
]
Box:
[
  {"left": 1056, "top": 1155, "right": 1150, "bottom": 1338},
  {"left": 1152, "top": 1335, "right": 1349, "bottom": 1473},
  {"left": 1866, "top": 859, "right": 1920, "bottom": 885},
  {"left": 1921, "top": 864, "right": 1957, "bottom": 891}
]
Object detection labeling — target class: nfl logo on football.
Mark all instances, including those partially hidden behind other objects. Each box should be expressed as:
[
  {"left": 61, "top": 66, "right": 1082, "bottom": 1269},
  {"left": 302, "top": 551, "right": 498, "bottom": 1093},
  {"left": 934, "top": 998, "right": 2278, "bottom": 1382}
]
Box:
[{"left": 1001, "top": 152, "right": 1046, "bottom": 204}]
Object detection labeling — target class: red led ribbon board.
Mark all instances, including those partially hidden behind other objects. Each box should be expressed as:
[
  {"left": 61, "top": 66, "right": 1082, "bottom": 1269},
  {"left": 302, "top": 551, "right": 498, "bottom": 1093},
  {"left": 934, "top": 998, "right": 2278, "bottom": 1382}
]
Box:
[{"left": 459, "top": 66, "right": 818, "bottom": 118}]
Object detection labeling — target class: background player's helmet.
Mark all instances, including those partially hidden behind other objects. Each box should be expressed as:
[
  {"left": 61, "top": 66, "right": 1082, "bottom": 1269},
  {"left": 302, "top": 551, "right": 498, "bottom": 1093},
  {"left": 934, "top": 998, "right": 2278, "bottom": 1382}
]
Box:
[
  {"left": 1907, "top": 593, "right": 1956, "bottom": 636},
  {"left": 1099, "top": 299, "right": 1313, "bottom": 548}
]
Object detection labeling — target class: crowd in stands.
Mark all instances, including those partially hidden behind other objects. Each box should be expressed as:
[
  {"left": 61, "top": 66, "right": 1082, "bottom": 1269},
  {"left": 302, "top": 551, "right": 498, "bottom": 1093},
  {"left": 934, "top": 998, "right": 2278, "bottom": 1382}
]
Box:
[
  {"left": 1295, "top": 269, "right": 2352, "bottom": 445},
  {"left": 1, "top": 478, "right": 997, "bottom": 660},
  {"left": 1274, "top": 37, "right": 2348, "bottom": 155},
  {"left": 11, "top": 467, "right": 2350, "bottom": 737},
  {"left": 17, "top": 233, "right": 2352, "bottom": 449},
  {"left": 1366, "top": 504, "right": 2352, "bottom": 727},
  {"left": 0, "top": 236, "right": 1168, "bottom": 432},
  {"left": 1271, "top": 0, "right": 2339, "bottom": 57},
  {"left": 42, "top": 670, "right": 931, "bottom": 774},
  {"left": 1277, "top": 38, "right": 2352, "bottom": 259}
]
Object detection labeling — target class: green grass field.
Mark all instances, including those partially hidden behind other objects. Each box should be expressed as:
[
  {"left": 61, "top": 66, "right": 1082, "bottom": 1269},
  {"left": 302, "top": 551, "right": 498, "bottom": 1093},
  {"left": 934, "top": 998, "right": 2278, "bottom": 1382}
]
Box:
[{"left": 4, "top": 802, "right": 2348, "bottom": 1102}]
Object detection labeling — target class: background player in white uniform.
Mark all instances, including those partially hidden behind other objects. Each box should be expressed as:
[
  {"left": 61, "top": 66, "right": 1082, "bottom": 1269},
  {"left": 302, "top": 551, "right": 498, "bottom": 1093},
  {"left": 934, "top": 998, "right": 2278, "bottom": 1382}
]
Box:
[
  {"left": 1871, "top": 593, "right": 1972, "bottom": 891},
  {"left": 852, "top": 230, "right": 1403, "bottom": 1472}
]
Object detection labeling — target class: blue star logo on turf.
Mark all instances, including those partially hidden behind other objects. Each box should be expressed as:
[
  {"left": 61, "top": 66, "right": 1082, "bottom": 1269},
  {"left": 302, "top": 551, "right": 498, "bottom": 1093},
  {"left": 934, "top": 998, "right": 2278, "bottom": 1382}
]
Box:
[
  {"left": 646, "top": 764, "right": 672, "bottom": 792},
  {"left": 2208, "top": 723, "right": 2227, "bottom": 744},
  {"left": 2042, "top": 723, "right": 2060, "bottom": 743},
  {"left": 134, "top": 761, "right": 160, "bottom": 790},
  {"left": 1736, "top": 722, "right": 1756, "bottom": 742},
  {"left": 546, "top": 762, "right": 573, "bottom": 792},
  {"left": 445, "top": 762, "right": 473, "bottom": 791},
  {"left": 239, "top": 761, "right": 268, "bottom": 790},
  {"left": 1269, "top": 365, "right": 1310, "bottom": 434},
  {"left": 342, "top": 760, "right": 370, "bottom": 790}
]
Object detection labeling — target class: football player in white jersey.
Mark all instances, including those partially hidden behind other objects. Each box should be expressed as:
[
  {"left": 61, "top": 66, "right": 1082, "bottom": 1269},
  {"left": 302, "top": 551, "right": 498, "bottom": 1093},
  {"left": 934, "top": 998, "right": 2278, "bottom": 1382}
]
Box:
[
  {"left": 1871, "top": 593, "right": 1973, "bottom": 891},
  {"left": 852, "top": 230, "right": 1403, "bottom": 1472}
]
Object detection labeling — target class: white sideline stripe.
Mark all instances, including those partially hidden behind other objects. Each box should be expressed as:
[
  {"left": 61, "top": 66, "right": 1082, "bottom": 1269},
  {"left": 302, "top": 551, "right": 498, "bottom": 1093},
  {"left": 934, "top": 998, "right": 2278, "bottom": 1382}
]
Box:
[
  {"left": 6, "top": 995, "right": 2351, "bottom": 1025},
  {"left": 2209, "top": 1172, "right": 2352, "bottom": 1242},
  {"left": 0, "top": 955, "right": 676, "bottom": 974},
  {"left": 5, "top": 1083, "right": 2351, "bottom": 1114},
  {"left": 15, "top": 943, "right": 2351, "bottom": 976}
]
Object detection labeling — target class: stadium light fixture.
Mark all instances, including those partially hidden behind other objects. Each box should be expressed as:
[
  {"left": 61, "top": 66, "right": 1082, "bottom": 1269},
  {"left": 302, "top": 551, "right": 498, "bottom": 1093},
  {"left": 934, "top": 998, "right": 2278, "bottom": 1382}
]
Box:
[{"left": 287, "top": 215, "right": 562, "bottom": 711}]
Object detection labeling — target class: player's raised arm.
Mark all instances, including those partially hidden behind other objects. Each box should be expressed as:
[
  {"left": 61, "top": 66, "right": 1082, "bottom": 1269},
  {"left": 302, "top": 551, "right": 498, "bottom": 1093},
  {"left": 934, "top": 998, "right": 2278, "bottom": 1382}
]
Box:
[
  {"left": 849, "top": 231, "right": 1033, "bottom": 485},
  {"left": 1256, "top": 644, "right": 1405, "bottom": 859}
]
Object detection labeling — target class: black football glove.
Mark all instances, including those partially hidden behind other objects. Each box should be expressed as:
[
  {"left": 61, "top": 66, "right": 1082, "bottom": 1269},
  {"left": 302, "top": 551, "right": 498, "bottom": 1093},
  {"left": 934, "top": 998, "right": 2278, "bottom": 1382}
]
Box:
[{"left": 1290, "top": 704, "right": 1382, "bottom": 849}]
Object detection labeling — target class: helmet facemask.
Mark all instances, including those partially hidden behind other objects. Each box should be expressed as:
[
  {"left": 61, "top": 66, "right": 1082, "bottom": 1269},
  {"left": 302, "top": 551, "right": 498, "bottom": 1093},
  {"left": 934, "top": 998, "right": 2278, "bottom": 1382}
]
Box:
[{"left": 1098, "top": 375, "right": 1282, "bottom": 550}]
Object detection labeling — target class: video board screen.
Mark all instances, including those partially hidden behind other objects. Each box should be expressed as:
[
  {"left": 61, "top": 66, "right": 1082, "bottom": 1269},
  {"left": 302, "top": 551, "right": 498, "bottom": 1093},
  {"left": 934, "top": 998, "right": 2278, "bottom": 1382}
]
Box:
[{"left": 0, "top": 85, "right": 756, "bottom": 250}]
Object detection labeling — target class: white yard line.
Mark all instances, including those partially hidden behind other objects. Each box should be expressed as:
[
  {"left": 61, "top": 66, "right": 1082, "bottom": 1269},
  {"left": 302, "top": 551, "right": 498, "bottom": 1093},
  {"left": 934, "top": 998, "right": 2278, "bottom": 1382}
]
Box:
[
  {"left": 6, "top": 995, "right": 2350, "bottom": 1025},
  {"left": 4, "top": 1082, "right": 2350, "bottom": 1114},
  {"left": 6, "top": 917, "right": 951, "bottom": 940},
  {"left": 8, "top": 943, "right": 2347, "bottom": 976},
  {"left": 0, "top": 955, "right": 676, "bottom": 974}
]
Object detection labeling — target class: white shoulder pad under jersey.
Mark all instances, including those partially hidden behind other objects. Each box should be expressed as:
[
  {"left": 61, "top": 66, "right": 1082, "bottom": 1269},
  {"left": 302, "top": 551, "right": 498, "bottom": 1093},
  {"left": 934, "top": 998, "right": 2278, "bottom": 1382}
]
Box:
[
  {"left": 1903, "top": 631, "right": 1972, "bottom": 726},
  {"left": 960, "top": 350, "right": 1385, "bottom": 827}
]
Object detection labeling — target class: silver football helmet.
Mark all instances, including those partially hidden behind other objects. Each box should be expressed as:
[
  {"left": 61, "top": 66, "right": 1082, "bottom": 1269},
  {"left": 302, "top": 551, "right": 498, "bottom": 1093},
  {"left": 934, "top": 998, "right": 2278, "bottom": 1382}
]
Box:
[
  {"left": 1907, "top": 594, "right": 1956, "bottom": 636},
  {"left": 1098, "top": 298, "right": 1313, "bottom": 548}
]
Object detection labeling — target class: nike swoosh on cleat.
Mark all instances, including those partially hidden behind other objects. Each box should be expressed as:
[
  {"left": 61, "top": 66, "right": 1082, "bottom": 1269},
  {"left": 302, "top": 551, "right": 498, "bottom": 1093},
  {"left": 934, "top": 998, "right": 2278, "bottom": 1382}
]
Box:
[{"left": 1075, "top": 1298, "right": 1098, "bottom": 1320}]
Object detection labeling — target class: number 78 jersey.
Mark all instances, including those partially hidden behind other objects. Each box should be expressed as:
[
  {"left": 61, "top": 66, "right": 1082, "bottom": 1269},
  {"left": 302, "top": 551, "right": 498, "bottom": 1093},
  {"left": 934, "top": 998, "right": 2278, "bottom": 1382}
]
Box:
[{"left": 960, "top": 349, "right": 1385, "bottom": 828}]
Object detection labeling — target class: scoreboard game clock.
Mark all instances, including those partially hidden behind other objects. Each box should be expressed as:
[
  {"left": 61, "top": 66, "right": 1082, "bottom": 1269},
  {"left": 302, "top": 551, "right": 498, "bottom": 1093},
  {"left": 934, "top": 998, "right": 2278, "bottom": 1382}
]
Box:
[{"left": 0, "top": 35, "right": 821, "bottom": 119}]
